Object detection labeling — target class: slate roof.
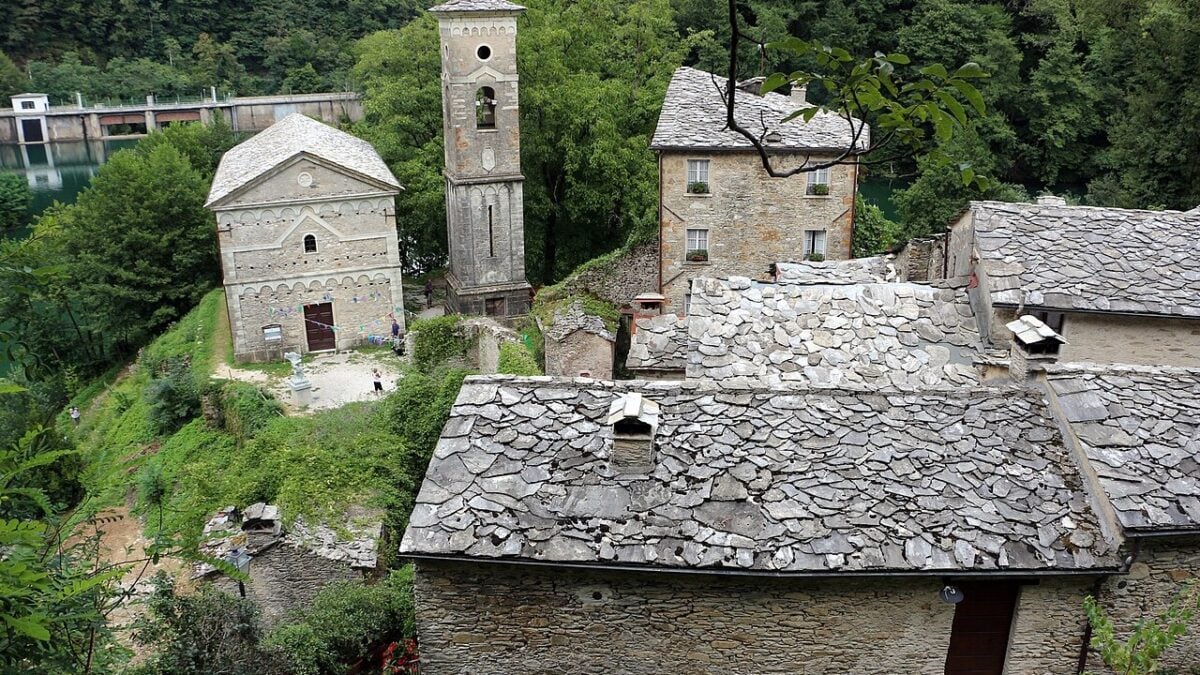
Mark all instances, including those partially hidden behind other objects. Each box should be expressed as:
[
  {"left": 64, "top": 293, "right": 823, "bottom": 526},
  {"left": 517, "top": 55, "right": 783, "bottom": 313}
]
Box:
[
  {"left": 626, "top": 313, "right": 688, "bottom": 373},
  {"left": 427, "top": 0, "right": 524, "bottom": 13},
  {"left": 775, "top": 256, "right": 897, "bottom": 285},
  {"left": 969, "top": 201, "right": 1200, "bottom": 317},
  {"left": 205, "top": 113, "right": 401, "bottom": 207},
  {"left": 400, "top": 376, "right": 1118, "bottom": 573},
  {"left": 686, "top": 277, "right": 983, "bottom": 390},
  {"left": 1047, "top": 365, "right": 1200, "bottom": 534},
  {"left": 651, "top": 67, "right": 869, "bottom": 152}
]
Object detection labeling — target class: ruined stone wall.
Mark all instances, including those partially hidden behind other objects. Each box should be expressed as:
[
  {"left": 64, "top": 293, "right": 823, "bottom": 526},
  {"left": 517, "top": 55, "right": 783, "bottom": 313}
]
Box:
[
  {"left": 545, "top": 330, "right": 614, "bottom": 379},
  {"left": 414, "top": 560, "right": 960, "bottom": 674},
  {"left": 659, "top": 151, "right": 856, "bottom": 312},
  {"left": 895, "top": 234, "right": 948, "bottom": 282},
  {"left": 555, "top": 241, "right": 661, "bottom": 308},
  {"left": 990, "top": 307, "right": 1200, "bottom": 367},
  {"left": 1093, "top": 537, "right": 1200, "bottom": 672},
  {"left": 456, "top": 317, "right": 522, "bottom": 374},
  {"left": 208, "top": 545, "right": 363, "bottom": 628}
]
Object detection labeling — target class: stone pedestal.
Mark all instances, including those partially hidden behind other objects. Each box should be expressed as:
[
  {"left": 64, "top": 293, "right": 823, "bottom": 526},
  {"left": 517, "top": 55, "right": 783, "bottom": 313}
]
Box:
[{"left": 289, "top": 377, "right": 313, "bottom": 407}]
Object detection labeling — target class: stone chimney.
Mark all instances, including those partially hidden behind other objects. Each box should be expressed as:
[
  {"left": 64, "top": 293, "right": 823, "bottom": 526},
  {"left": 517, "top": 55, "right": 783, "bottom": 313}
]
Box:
[
  {"left": 630, "top": 292, "right": 665, "bottom": 335},
  {"left": 606, "top": 392, "right": 659, "bottom": 471},
  {"left": 791, "top": 84, "right": 807, "bottom": 105},
  {"left": 1036, "top": 194, "right": 1067, "bottom": 207},
  {"left": 1005, "top": 315, "right": 1067, "bottom": 381}
]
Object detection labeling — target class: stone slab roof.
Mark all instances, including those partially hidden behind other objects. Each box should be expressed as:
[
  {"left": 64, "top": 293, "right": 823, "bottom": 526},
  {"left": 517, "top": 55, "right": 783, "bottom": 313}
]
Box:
[
  {"left": 206, "top": 113, "right": 401, "bottom": 207},
  {"left": 651, "top": 67, "right": 869, "bottom": 152},
  {"left": 970, "top": 201, "right": 1200, "bottom": 317},
  {"left": 544, "top": 300, "right": 615, "bottom": 342},
  {"left": 1047, "top": 365, "right": 1200, "bottom": 534},
  {"left": 626, "top": 313, "right": 688, "bottom": 373},
  {"left": 428, "top": 0, "right": 524, "bottom": 13},
  {"left": 775, "top": 256, "right": 897, "bottom": 285},
  {"left": 686, "top": 277, "right": 982, "bottom": 390},
  {"left": 401, "top": 376, "right": 1118, "bottom": 574}
]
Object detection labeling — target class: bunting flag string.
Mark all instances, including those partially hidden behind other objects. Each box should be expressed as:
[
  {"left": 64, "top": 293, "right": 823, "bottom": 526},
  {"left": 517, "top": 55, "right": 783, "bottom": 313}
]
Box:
[{"left": 269, "top": 300, "right": 406, "bottom": 335}]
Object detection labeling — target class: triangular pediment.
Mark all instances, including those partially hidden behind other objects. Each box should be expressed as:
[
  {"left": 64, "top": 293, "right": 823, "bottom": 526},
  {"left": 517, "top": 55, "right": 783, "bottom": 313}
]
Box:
[{"left": 209, "top": 153, "right": 400, "bottom": 209}]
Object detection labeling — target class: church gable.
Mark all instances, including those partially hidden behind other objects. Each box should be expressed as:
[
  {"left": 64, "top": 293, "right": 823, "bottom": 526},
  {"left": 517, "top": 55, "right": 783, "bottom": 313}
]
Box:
[{"left": 218, "top": 155, "right": 397, "bottom": 209}]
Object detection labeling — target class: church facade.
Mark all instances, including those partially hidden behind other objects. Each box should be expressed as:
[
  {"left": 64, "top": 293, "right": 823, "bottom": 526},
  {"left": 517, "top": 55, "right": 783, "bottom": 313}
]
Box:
[
  {"left": 431, "top": 0, "right": 532, "bottom": 317},
  {"left": 205, "top": 113, "right": 405, "bottom": 362}
]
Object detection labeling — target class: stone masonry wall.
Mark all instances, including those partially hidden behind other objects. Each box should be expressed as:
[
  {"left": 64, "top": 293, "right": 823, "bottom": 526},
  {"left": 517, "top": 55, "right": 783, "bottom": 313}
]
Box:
[
  {"left": 1093, "top": 537, "right": 1200, "bottom": 672},
  {"left": 545, "top": 330, "right": 614, "bottom": 379},
  {"left": 209, "top": 544, "right": 362, "bottom": 629},
  {"left": 555, "top": 241, "right": 661, "bottom": 308},
  {"left": 414, "top": 560, "right": 959, "bottom": 674},
  {"left": 990, "top": 307, "right": 1200, "bottom": 367},
  {"left": 1007, "top": 577, "right": 1094, "bottom": 674},
  {"left": 659, "top": 151, "right": 856, "bottom": 313}
]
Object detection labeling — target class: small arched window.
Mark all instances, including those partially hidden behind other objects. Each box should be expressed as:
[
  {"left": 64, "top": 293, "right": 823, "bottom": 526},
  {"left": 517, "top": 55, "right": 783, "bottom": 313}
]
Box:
[
  {"left": 303, "top": 234, "right": 317, "bottom": 253},
  {"left": 476, "top": 87, "right": 496, "bottom": 128}
]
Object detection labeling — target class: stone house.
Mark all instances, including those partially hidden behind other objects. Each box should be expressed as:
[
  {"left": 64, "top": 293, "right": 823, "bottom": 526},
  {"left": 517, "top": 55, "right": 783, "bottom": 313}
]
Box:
[
  {"left": 652, "top": 66, "right": 869, "bottom": 313},
  {"left": 540, "top": 300, "right": 616, "bottom": 379},
  {"left": 205, "top": 113, "right": 405, "bottom": 362},
  {"left": 194, "top": 503, "right": 382, "bottom": 627},
  {"left": 402, "top": 375, "right": 1125, "bottom": 673},
  {"left": 946, "top": 197, "right": 1200, "bottom": 367}
]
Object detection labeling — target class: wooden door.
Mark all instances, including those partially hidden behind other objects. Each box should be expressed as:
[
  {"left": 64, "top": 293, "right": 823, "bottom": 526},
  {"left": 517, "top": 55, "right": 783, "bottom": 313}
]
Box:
[
  {"left": 944, "top": 582, "right": 1019, "bottom": 675},
  {"left": 21, "top": 119, "right": 44, "bottom": 143},
  {"left": 303, "top": 302, "right": 336, "bottom": 351}
]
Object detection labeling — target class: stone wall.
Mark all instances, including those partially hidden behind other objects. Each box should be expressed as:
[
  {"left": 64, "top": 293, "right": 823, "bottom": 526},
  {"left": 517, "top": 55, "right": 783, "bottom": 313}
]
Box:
[
  {"left": 416, "top": 560, "right": 965, "bottom": 674},
  {"left": 209, "top": 543, "right": 364, "bottom": 628},
  {"left": 554, "top": 242, "right": 661, "bottom": 309},
  {"left": 990, "top": 307, "right": 1200, "bottom": 367},
  {"left": 456, "top": 317, "right": 522, "bottom": 373},
  {"left": 1094, "top": 537, "right": 1200, "bottom": 671},
  {"left": 895, "top": 234, "right": 948, "bottom": 282},
  {"left": 659, "top": 150, "right": 856, "bottom": 312},
  {"left": 545, "top": 330, "right": 614, "bottom": 379},
  {"left": 1007, "top": 577, "right": 1094, "bottom": 673}
]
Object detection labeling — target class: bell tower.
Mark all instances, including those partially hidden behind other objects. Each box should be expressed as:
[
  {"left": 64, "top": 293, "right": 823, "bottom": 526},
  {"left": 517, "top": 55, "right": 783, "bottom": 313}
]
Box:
[{"left": 430, "top": 0, "right": 532, "bottom": 317}]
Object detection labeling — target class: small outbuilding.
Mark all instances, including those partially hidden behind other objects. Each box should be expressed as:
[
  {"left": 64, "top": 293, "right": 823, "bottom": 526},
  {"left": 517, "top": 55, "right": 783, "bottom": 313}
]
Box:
[{"left": 541, "top": 300, "right": 616, "bottom": 379}]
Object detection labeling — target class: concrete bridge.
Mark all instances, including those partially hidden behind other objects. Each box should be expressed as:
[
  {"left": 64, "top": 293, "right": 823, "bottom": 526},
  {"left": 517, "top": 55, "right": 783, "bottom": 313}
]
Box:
[{"left": 1, "top": 91, "right": 363, "bottom": 144}]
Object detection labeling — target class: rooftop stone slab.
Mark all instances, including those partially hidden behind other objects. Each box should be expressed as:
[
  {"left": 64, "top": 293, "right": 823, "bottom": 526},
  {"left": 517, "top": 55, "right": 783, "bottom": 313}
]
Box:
[
  {"left": 1047, "top": 364, "right": 1200, "bottom": 534},
  {"left": 400, "top": 375, "right": 1119, "bottom": 574},
  {"left": 651, "top": 66, "right": 869, "bottom": 152},
  {"left": 626, "top": 313, "right": 688, "bottom": 373},
  {"left": 686, "top": 277, "right": 983, "bottom": 390},
  {"left": 970, "top": 200, "right": 1200, "bottom": 317},
  {"left": 774, "top": 256, "right": 897, "bottom": 285}
]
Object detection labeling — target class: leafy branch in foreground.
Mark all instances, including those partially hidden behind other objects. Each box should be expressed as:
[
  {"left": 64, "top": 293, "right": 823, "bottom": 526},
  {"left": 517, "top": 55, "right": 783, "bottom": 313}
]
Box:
[
  {"left": 722, "top": 0, "right": 990, "bottom": 189},
  {"left": 1084, "top": 583, "right": 1200, "bottom": 675}
]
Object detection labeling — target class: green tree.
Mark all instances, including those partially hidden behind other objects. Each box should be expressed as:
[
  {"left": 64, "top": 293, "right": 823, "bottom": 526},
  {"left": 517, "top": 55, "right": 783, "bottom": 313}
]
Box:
[
  {"left": 852, "top": 194, "right": 902, "bottom": 257},
  {"left": 62, "top": 143, "right": 218, "bottom": 351},
  {"left": 0, "top": 50, "right": 25, "bottom": 99},
  {"left": 0, "top": 172, "right": 32, "bottom": 230},
  {"left": 282, "top": 62, "right": 324, "bottom": 94},
  {"left": 190, "top": 32, "right": 246, "bottom": 94}
]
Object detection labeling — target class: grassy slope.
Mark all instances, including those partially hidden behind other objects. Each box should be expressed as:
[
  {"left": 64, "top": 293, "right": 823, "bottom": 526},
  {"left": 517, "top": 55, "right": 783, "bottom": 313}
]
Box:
[{"left": 73, "top": 289, "right": 428, "bottom": 544}]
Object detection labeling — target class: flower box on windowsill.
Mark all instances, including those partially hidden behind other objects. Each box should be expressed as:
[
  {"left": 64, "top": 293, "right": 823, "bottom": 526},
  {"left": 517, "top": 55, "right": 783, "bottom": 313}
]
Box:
[
  {"left": 807, "top": 183, "right": 830, "bottom": 196},
  {"left": 686, "top": 250, "right": 709, "bottom": 263},
  {"left": 805, "top": 253, "right": 826, "bottom": 262},
  {"left": 687, "top": 181, "right": 710, "bottom": 195}
]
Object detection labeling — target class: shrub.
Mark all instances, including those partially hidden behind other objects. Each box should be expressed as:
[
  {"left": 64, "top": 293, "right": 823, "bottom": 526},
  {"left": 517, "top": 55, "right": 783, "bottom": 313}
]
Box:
[
  {"left": 809, "top": 183, "right": 830, "bottom": 196},
  {"left": 145, "top": 357, "right": 200, "bottom": 434},
  {"left": 498, "top": 342, "right": 541, "bottom": 376},
  {"left": 221, "top": 382, "right": 283, "bottom": 444},
  {"left": 687, "top": 181, "right": 709, "bottom": 194},
  {"left": 409, "top": 314, "right": 468, "bottom": 373},
  {"left": 265, "top": 567, "right": 416, "bottom": 675},
  {"left": 806, "top": 253, "right": 825, "bottom": 262}
]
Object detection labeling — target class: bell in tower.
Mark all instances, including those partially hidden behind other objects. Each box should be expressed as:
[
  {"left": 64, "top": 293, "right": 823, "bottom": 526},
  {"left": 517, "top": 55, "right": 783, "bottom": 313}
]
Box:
[{"left": 429, "top": 0, "right": 532, "bottom": 317}]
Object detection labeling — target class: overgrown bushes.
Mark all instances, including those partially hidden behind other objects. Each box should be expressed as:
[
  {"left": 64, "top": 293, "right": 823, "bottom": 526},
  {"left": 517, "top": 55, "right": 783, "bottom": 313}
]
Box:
[
  {"left": 144, "top": 357, "right": 200, "bottom": 434},
  {"left": 220, "top": 381, "right": 284, "bottom": 444},
  {"left": 498, "top": 342, "right": 541, "bottom": 376},
  {"left": 408, "top": 314, "right": 469, "bottom": 373}
]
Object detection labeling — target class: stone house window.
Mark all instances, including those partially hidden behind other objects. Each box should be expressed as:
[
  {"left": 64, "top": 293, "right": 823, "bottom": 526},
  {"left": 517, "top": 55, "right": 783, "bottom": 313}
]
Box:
[
  {"left": 262, "top": 324, "right": 283, "bottom": 342},
  {"left": 803, "top": 230, "right": 826, "bottom": 260},
  {"left": 476, "top": 87, "right": 497, "bottom": 128},
  {"left": 686, "top": 228, "right": 708, "bottom": 262},
  {"left": 806, "top": 166, "right": 831, "bottom": 195},
  {"left": 683, "top": 289, "right": 692, "bottom": 315},
  {"left": 21, "top": 101, "right": 35, "bottom": 110},
  {"left": 686, "top": 159, "right": 710, "bottom": 194},
  {"left": 303, "top": 234, "right": 317, "bottom": 253}
]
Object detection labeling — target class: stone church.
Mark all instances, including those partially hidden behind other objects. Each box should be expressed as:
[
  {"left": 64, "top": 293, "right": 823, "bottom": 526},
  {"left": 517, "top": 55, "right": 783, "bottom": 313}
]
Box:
[
  {"left": 432, "top": 0, "right": 532, "bottom": 317},
  {"left": 205, "top": 113, "right": 405, "bottom": 362}
]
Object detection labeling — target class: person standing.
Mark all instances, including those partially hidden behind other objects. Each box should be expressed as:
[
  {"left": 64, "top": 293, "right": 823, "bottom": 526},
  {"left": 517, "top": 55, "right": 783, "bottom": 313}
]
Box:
[
  {"left": 70, "top": 406, "right": 81, "bottom": 426},
  {"left": 372, "top": 368, "right": 384, "bottom": 396},
  {"left": 424, "top": 279, "right": 434, "bottom": 308}
]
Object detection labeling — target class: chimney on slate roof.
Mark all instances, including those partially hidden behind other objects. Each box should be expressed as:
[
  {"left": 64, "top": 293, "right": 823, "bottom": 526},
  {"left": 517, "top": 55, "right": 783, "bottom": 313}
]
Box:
[
  {"left": 791, "top": 84, "right": 807, "bottom": 105},
  {"left": 736, "top": 76, "right": 766, "bottom": 96},
  {"left": 1005, "top": 315, "right": 1067, "bottom": 381},
  {"left": 630, "top": 292, "right": 665, "bottom": 335},
  {"left": 606, "top": 392, "right": 660, "bottom": 472},
  {"left": 1036, "top": 194, "right": 1067, "bottom": 207}
]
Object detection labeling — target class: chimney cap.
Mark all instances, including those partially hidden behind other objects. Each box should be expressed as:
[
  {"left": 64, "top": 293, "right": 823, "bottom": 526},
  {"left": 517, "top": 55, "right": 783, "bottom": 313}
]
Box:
[
  {"left": 1005, "top": 315, "right": 1067, "bottom": 348},
  {"left": 1036, "top": 194, "right": 1067, "bottom": 207},
  {"left": 607, "top": 392, "right": 660, "bottom": 430}
]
